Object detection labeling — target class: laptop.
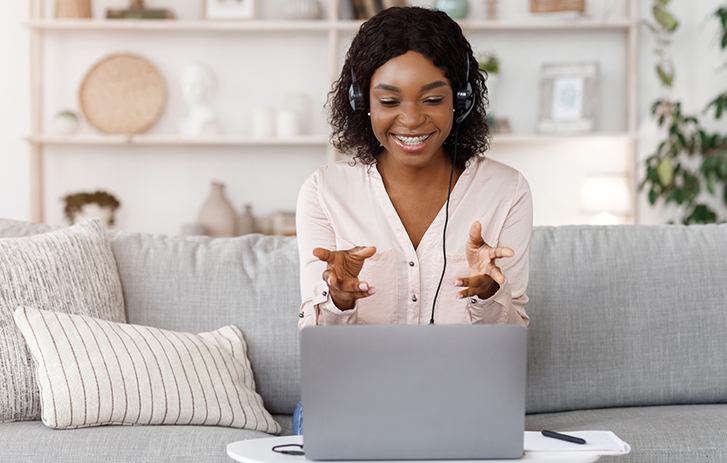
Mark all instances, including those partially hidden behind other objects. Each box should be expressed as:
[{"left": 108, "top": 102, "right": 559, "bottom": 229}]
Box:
[{"left": 300, "top": 324, "right": 527, "bottom": 460}]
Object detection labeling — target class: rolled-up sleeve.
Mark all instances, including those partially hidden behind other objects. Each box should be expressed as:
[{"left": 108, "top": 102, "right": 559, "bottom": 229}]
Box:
[
  {"left": 296, "top": 170, "right": 359, "bottom": 328},
  {"left": 467, "top": 172, "right": 532, "bottom": 326}
]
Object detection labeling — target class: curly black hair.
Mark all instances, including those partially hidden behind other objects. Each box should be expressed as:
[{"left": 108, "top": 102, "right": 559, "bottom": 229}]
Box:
[{"left": 328, "top": 6, "right": 490, "bottom": 170}]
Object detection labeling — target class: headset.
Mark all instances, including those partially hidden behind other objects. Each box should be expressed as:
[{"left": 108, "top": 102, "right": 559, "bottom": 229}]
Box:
[
  {"left": 349, "top": 55, "right": 474, "bottom": 123},
  {"left": 348, "top": 55, "right": 475, "bottom": 325},
  {"left": 349, "top": 69, "right": 365, "bottom": 112}
]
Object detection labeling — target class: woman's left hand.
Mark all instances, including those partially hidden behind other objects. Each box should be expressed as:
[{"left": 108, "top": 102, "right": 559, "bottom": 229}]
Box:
[{"left": 454, "top": 221, "right": 515, "bottom": 301}]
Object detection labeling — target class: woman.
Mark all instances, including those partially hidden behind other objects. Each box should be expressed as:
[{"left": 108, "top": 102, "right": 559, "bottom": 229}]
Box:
[{"left": 293, "top": 6, "right": 532, "bottom": 434}]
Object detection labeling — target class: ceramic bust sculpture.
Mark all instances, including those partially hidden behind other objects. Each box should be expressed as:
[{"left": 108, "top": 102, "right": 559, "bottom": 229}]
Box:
[{"left": 179, "top": 64, "right": 222, "bottom": 138}]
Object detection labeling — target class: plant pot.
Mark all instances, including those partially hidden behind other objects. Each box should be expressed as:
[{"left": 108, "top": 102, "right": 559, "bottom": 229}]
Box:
[{"left": 434, "top": 0, "right": 469, "bottom": 20}]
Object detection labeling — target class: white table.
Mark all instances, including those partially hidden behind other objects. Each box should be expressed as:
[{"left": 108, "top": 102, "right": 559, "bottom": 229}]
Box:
[{"left": 227, "top": 436, "right": 601, "bottom": 463}]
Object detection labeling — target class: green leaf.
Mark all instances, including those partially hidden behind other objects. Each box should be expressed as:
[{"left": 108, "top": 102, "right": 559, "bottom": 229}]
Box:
[
  {"left": 649, "top": 189, "right": 658, "bottom": 205},
  {"left": 653, "top": 5, "right": 678, "bottom": 32},
  {"left": 656, "top": 64, "right": 674, "bottom": 86},
  {"left": 719, "top": 159, "right": 727, "bottom": 178},
  {"left": 702, "top": 156, "right": 718, "bottom": 172},
  {"left": 657, "top": 158, "right": 674, "bottom": 186}
]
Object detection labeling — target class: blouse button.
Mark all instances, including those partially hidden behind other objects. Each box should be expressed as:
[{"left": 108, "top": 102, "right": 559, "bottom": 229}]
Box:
[
  {"left": 412, "top": 295, "right": 418, "bottom": 302},
  {"left": 470, "top": 298, "right": 478, "bottom": 304},
  {"left": 409, "top": 261, "right": 415, "bottom": 267},
  {"left": 322, "top": 291, "right": 328, "bottom": 297}
]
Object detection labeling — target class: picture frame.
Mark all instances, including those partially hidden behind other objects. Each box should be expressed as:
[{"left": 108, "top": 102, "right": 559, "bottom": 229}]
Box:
[
  {"left": 537, "top": 61, "right": 599, "bottom": 134},
  {"left": 203, "top": 0, "right": 257, "bottom": 20}
]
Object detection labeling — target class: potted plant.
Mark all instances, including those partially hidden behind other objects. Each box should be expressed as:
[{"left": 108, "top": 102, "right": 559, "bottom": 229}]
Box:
[
  {"left": 641, "top": 1, "right": 727, "bottom": 224},
  {"left": 62, "top": 190, "right": 121, "bottom": 228}
]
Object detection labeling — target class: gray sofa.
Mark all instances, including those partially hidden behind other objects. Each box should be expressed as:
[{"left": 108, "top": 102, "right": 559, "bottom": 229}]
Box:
[{"left": 1, "top": 218, "right": 726, "bottom": 462}]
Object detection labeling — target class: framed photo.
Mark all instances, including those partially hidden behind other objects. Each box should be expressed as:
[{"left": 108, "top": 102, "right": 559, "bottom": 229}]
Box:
[
  {"left": 203, "top": 0, "right": 257, "bottom": 20},
  {"left": 537, "top": 61, "right": 599, "bottom": 134}
]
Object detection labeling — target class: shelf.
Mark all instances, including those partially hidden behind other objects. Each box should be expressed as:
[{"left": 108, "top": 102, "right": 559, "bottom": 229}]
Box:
[
  {"left": 491, "top": 132, "right": 635, "bottom": 145},
  {"left": 25, "top": 18, "right": 638, "bottom": 33},
  {"left": 25, "top": 133, "right": 634, "bottom": 147},
  {"left": 24, "top": 19, "right": 334, "bottom": 33},
  {"left": 25, "top": 134, "right": 330, "bottom": 147},
  {"left": 25, "top": 0, "right": 640, "bottom": 225},
  {"left": 336, "top": 18, "right": 637, "bottom": 32}
]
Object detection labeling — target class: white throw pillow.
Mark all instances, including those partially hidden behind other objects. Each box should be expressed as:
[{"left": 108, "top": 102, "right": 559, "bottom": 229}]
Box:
[
  {"left": 0, "top": 219, "right": 125, "bottom": 422},
  {"left": 14, "top": 306, "right": 281, "bottom": 434}
]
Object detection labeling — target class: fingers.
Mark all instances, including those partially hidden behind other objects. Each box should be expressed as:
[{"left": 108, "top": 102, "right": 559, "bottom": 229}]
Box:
[
  {"left": 491, "top": 246, "right": 515, "bottom": 259},
  {"left": 313, "top": 247, "right": 332, "bottom": 263},
  {"left": 313, "top": 246, "right": 377, "bottom": 263},
  {"left": 455, "top": 275, "right": 489, "bottom": 299},
  {"left": 454, "top": 266, "right": 506, "bottom": 299},
  {"left": 467, "top": 221, "right": 484, "bottom": 246},
  {"left": 349, "top": 246, "right": 377, "bottom": 260}
]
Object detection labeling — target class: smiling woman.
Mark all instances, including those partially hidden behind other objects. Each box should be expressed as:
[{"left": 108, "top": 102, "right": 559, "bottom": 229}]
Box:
[
  {"left": 293, "top": 5, "right": 533, "bottom": 436},
  {"left": 297, "top": 5, "right": 532, "bottom": 325}
]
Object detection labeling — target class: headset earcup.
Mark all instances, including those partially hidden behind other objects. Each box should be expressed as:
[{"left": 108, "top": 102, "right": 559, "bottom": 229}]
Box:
[
  {"left": 349, "top": 70, "right": 365, "bottom": 111},
  {"left": 349, "top": 83, "right": 364, "bottom": 111},
  {"left": 455, "top": 82, "right": 474, "bottom": 124}
]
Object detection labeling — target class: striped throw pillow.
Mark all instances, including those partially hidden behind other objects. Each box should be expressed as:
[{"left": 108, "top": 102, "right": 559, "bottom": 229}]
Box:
[{"left": 13, "top": 306, "right": 281, "bottom": 433}]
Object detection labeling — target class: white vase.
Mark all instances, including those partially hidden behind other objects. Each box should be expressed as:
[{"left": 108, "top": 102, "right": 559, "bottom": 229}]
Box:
[
  {"left": 284, "top": 92, "right": 311, "bottom": 135},
  {"left": 283, "top": 0, "right": 321, "bottom": 20},
  {"left": 73, "top": 204, "right": 114, "bottom": 228},
  {"left": 276, "top": 109, "right": 299, "bottom": 138},
  {"left": 237, "top": 204, "right": 257, "bottom": 235},
  {"left": 198, "top": 182, "right": 237, "bottom": 237}
]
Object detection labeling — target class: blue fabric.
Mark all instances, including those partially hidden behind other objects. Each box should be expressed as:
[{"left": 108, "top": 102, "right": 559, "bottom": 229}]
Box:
[{"left": 293, "top": 400, "right": 303, "bottom": 436}]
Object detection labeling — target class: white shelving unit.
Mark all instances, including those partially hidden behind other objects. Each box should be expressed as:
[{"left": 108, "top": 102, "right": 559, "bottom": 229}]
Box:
[{"left": 26, "top": 0, "right": 640, "bottom": 224}]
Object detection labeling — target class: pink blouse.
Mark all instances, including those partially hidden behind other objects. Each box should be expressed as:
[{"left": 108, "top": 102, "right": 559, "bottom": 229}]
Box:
[{"left": 296, "top": 156, "right": 532, "bottom": 328}]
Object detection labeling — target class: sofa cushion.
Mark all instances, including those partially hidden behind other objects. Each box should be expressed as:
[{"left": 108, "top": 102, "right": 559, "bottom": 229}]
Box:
[
  {"left": 0, "top": 220, "right": 126, "bottom": 423},
  {"left": 14, "top": 307, "right": 281, "bottom": 434},
  {"left": 0, "top": 419, "right": 273, "bottom": 462},
  {"left": 526, "top": 225, "right": 727, "bottom": 414},
  {"left": 526, "top": 404, "right": 727, "bottom": 462},
  {"left": 107, "top": 232, "right": 301, "bottom": 415}
]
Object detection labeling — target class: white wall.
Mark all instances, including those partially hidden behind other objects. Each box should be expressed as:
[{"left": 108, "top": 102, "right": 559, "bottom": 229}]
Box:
[
  {"left": 1, "top": 0, "right": 725, "bottom": 232},
  {"left": 0, "top": 2, "right": 30, "bottom": 221}
]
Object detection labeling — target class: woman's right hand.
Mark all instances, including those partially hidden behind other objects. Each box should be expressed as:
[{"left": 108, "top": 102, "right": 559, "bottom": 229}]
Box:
[{"left": 313, "top": 246, "right": 377, "bottom": 311}]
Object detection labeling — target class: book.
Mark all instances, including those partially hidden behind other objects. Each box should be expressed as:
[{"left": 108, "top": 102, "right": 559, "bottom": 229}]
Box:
[
  {"left": 106, "top": 8, "right": 175, "bottom": 20},
  {"left": 381, "top": 0, "right": 408, "bottom": 8},
  {"left": 339, "top": 0, "right": 355, "bottom": 20}
]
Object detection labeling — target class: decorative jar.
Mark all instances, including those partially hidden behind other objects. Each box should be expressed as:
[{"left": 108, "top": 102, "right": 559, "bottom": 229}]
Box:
[{"left": 434, "top": 0, "right": 469, "bottom": 19}]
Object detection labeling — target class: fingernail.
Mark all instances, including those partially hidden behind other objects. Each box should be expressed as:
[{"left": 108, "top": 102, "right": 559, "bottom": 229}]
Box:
[
  {"left": 454, "top": 280, "right": 463, "bottom": 287},
  {"left": 327, "top": 277, "right": 332, "bottom": 286},
  {"left": 367, "top": 288, "right": 377, "bottom": 295},
  {"left": 358, "top": 282, "right": 368, "bottom": 291},
  {"left": 456, "top": 294, "right": 464, "bottom": 299}
]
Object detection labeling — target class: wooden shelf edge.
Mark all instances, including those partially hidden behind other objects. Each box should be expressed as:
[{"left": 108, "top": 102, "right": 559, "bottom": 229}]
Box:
[
  {"left": 24, "top": 19, "right": 334, "bottom": 32},
  {"left": 25, "top": 18, "right": 638, "bottom": 33},
  {"left": 25, "top": 134, "right": 330, "bottom": 147},
  {"left": 491, "top": 132, "right": 636, "bottom": 145},
  {"left": 25, "top": 133, "right": 635, "bottom": 147}
]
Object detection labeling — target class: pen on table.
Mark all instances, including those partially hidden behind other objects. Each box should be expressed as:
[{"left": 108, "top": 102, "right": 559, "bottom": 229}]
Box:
[{"left": 541, "top": 430, "right": 587, "bottom": 445}]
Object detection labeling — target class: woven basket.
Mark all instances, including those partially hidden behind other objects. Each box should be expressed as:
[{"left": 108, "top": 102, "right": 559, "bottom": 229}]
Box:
[
  {"left": 530, "top": 0, "right": 584, "bottom": 13},
  {"left": 79, "top": 54, "right": 166, "bottom": 135},
  {"left": 55, "top": 0, "right": 92, "bottom": 18}
]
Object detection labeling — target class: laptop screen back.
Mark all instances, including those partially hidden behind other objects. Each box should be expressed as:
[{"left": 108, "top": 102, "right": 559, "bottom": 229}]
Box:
[{"left": 301, "top": 324, "right": 527, "bottom": 460}]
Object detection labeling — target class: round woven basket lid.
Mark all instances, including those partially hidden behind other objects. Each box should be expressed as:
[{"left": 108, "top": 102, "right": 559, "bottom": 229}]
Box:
[{"left": 79, "top": 54, "right": 166, "bottom": 134}]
